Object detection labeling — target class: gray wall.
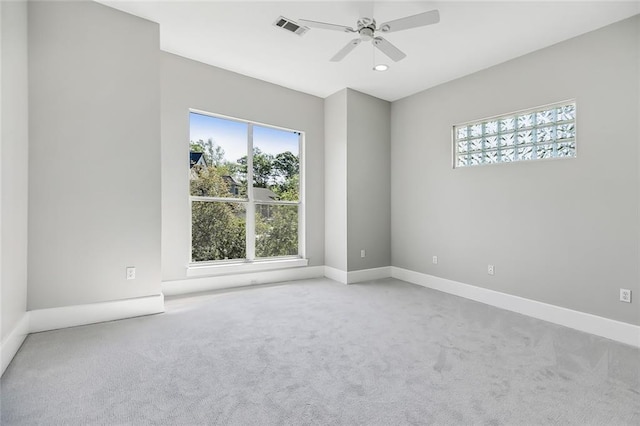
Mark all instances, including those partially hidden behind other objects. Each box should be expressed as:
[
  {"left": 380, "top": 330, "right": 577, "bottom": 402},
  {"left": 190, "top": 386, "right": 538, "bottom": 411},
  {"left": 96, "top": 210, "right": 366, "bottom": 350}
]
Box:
[
  {"left": 391, "top": 15, "right": 640, "bottom": 325},
  {"left": 346, "top": 89, "right": 390, "bottom": 271},
  {"left": 161, "top": 52, "right": 325, "bottom": 281},
  {"left": 324, "top": 89, "right": 391, "bottom": 273},
  {"left": 28, "top": 0, "right": 162, "bottom": 309},
  {"left": 1, "top": 0, "right": 28, "bottom": 339},
  {"left": 324, "top": 89, "right": 348, "bottom": 271}
]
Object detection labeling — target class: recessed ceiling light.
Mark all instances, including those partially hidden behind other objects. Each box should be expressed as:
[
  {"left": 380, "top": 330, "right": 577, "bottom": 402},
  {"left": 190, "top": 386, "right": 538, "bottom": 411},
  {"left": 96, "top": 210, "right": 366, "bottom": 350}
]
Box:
[{"left": 373, "top": 64, "right": 389, "bottom": 72}]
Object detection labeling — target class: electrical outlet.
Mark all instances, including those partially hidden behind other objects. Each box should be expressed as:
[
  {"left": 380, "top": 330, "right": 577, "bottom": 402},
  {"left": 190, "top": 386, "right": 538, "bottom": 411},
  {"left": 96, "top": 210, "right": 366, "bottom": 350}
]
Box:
[
  {"left": 487, "top": 264, "right": 495, "bottom": 275},
  {"left": 620, "top": 289, "right": 631, "bottom": 303},
  {"left": 432, "top": 256, "right": 438, "bottom": 264},
  {"left": 361, "top": 249, "right": 366, "bottom": 258},
  {"left": 126, "top": 267, "right": 136, "bottom": 280}
]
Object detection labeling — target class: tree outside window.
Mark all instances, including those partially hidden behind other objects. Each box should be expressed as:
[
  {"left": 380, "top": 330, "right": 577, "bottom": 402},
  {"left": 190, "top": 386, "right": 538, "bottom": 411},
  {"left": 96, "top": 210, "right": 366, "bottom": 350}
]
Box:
[{"left": 189, "top": 112, "right": 302, "bottom": 262}]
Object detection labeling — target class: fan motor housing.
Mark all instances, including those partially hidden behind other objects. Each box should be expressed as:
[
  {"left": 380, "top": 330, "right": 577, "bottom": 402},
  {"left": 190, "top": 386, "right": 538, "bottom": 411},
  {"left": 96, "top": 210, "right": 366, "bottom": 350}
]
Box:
[
  {"left": 359, "top": 26, "right": 375, "bottom": 41},
  {"left": 357, "top": 17, "right": 376, "bottom": 28}
]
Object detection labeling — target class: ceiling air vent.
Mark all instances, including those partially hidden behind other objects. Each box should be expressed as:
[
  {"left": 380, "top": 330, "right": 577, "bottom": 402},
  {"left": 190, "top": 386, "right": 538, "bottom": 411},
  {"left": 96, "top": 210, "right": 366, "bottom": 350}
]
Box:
[{"left": 274, "top": 16, "right": 309, "bottom": 36}]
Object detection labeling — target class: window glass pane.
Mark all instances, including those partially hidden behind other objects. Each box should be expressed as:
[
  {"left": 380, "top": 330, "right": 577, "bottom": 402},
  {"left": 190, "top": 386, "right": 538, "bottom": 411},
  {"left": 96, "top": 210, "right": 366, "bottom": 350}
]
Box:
[
  {"left": 470, "top": 152, "right": 483, "bottom": 166},
  {"left": 457, "top": 153, "right": 468, "bottom": 167},
  {"left": 253, "top": 125, "right": 300, "bottom": 201},
  {"left": 500, "top": 148, "right": 515, "bottom": 162},
  {"left": 557, "top": 104, "right": 575, "bottom": 121},
  {"left": 483, "top": 150, "right": 499, "bottom": 164},
  {"left": 484, "top": 136, "right": 498, "bottom": 149},
  {"left": 469, "top": 138, "right": 482, "bottom": 152},
  {"left": 189, "top": 112, "right": 248, "bottom": 198},
  {"left": 501, "top": 133, "right": 515, "bottom": 147},
  {"left": 485, "top": 120, "right": 498, "bottom": 135},
  {"left": 517, "top": 114, "right": 534, "bottom": 129},
  {"left": 255, "top": 204, "right": 298, "bottom": 258},
  {"left": 537, "top": 144, "right": 555, "bottom": 159},
  {"left": 191, "top": 201, "right": 246, "bottom": 262},
  {"left": 517, "top": 130, "right": 532, "bottom": 145},
  {"left": 536, "top": 109, "right": 555, "bottom": 125},
  {"left": 536, "top": 126, "right": 553, "bottom": 142},
  {"left": 556, "top": 123, "right": 575, "bottom": 140},
  {"left": 557, "top": 141, "right": 576, "bottom": 157},
  {"left": 517, "top": 146, "right": 533, "bottom": 161},
  {"left": 500, "top": 117, "right": 515, "bottom": 132},
  {"left": 470, "top": 124, "right": 482, "bottom": 138}
]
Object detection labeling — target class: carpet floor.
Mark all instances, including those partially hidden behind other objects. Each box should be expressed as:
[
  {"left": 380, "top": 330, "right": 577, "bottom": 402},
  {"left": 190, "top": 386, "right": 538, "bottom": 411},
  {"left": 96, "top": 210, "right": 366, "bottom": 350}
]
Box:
[{"left": 1, "top": 278, "right": 639, "bottom": 425}]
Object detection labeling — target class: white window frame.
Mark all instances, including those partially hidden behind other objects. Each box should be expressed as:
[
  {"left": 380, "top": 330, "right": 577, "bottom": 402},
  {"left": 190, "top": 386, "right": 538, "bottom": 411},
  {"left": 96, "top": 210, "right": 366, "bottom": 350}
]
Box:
[
  {"left": 453, "top": 100, "right": 577, "bottom": 168},
  {"left": 187, "top": 110, "right": 307, "bottom": 276}
]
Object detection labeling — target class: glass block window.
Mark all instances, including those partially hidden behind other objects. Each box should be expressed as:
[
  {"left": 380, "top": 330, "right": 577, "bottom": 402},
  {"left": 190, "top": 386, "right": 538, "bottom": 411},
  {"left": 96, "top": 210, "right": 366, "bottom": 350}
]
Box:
[{"left": 454, "top": 101, "right": 576, "bottom": 168}]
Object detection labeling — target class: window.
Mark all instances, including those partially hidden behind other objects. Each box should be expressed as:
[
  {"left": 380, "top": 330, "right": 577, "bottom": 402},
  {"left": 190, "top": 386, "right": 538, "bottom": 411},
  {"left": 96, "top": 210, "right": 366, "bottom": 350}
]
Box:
[
  {"left": 453, "top": 101, "right": 576, "bottom": 168},
  {"left": 189, "top": 111, "right": 303, "bottom": 264}
]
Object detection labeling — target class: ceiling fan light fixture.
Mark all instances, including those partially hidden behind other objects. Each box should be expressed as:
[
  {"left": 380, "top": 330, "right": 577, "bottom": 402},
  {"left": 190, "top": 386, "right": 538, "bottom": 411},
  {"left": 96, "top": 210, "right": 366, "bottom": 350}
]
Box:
[
  {"left": 299, "top": 9, "right": 440, "bottom": 63},
  {"left": 373, "top": 64, "right": 389, "bottom": 72}
]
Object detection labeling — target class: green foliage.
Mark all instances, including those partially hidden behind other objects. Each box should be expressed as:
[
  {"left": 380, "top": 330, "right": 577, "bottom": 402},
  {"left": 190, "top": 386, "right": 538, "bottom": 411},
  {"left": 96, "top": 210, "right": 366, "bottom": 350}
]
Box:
[
  {"left": 273, "top": 151, "right": 299, "bottom": 181},
  {"left": 275, "top": 174, "right": 299, "bottom": 201},
  {"left": 191, "top": 201, "right": 246, "bottom": 262},
  {"left": 237, "top": 147, "right": 274, "bottom": 188},
  {"left": 190, "top": 165, "right": 230, "bottom": 197},
  {"left": 190, "top": 142, "right": 204, "bottom": 153},
  {"left": 191, "top": 138, "right": 226, "bottom": 167},
  {"left": 190, "top": 145, "right": 300, "bottom": 262},
  {"left": 190, "top": 164, "right": 245, "bottom": 261},
  {"left": 255, "top": 205, "right": 298, "bottom": 258}
]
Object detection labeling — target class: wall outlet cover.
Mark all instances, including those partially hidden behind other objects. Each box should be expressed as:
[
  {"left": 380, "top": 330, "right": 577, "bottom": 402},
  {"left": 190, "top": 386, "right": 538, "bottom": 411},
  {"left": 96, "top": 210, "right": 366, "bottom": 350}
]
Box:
[
  {"left": 126, "top": 267, "right": 136, "bottom": 280},
  {"left": 619, "top": 289, "right": 631, "bottom": 303}
]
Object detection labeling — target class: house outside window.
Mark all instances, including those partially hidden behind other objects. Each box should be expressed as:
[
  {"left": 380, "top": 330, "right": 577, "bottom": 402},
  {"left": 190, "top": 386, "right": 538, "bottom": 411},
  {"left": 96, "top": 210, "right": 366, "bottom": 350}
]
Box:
[{"left": 189, "top": 111, "right": 303, "bottom": 264}]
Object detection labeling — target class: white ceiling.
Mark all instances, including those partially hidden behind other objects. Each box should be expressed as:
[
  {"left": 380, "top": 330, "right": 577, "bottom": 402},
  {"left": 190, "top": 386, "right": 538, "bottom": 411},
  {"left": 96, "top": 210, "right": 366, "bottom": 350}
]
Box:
[{"left": 98, "top": 1, "right": 640, "bottom": 101}]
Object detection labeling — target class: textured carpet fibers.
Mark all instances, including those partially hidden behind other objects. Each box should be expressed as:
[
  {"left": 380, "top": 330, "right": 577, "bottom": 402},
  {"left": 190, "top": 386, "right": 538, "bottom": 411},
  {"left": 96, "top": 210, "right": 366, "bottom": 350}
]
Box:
[{"left": 1, "top": 278, "right": 639, "bottom": 425}]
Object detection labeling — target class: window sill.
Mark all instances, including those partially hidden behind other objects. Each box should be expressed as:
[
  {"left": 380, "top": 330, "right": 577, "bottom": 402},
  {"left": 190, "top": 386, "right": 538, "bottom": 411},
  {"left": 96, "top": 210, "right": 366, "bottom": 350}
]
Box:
[{"left": 186, "top": 258, "right": 309, "bottom": 278}]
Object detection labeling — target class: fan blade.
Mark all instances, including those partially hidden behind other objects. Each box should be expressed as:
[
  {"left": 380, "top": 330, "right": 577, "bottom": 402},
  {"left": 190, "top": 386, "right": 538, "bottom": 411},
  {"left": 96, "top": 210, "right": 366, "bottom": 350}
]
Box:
[
  {"left": 298, "top": 19, "right": 355, "bottom": 33},
  {"left": 373, "top": 37, "right": 406, "bottom": 62},
  {"left": 378, "top": 9, "right": 440, "bottom": 33},
  {"left": 330, "top": 39, "right": 361, "bottom": 62}
]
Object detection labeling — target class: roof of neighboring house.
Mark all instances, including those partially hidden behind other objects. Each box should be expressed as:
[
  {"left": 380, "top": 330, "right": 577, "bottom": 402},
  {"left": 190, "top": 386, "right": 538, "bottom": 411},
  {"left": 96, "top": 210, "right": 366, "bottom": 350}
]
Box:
[
  {"left": 253, "top": 187, "right": 279, "bottom": 203},
  {"left": 222, "top": 175, "right": 237, "bottom": 185},
  {"left": 190, "top": 152, "right": 206, "bottom": 168}
]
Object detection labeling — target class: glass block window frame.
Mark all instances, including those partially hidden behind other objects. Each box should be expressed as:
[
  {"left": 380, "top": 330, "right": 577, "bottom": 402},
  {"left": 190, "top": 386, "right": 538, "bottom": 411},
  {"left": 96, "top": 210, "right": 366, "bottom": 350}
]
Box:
[{"left": 453, "top": 101, "right": 576, "bottom": 168}]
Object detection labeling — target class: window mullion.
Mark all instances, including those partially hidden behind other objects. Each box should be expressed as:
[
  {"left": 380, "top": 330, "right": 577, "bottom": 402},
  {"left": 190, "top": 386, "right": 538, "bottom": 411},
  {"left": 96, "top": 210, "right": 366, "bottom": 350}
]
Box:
[
  {"left": 189, "top": 197, "right": 193, "bottom": 263},
  {"left": 297, "top": 132, "right": 304, "bottom": 258},
  {"left": 246, "top": 124, "right": 255, "bottom": 261}
]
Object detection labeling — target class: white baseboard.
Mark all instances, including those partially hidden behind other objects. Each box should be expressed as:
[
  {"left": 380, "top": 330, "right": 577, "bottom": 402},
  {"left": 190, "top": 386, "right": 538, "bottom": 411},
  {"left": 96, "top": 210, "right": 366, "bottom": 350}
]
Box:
[
  {"left": 347, "top": 266, "right": 391, "bottom": 284},
  {"left": 324, "top": 266, "right": 348, "bottom": 284},
  {"left": 324, "top": 266, "right": 392, "bottom": 284},
  {"left": 163, "top": 265, "right": 325, "bottom": 296},
  {"left": 1, "top": 313, "right": 30, "bottom": 376},
  {"left": 29, "top": 294, "right": 165, "bottom": 334},
  {"left": 391, "top": 267, "right": 640, "bottom": 348}
]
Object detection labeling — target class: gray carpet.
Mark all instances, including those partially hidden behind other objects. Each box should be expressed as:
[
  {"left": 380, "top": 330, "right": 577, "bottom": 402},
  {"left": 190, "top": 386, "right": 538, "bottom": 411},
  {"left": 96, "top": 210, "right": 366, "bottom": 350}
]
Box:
[{"left": 1, "top": 278, "right": 639, "bottom": 425}]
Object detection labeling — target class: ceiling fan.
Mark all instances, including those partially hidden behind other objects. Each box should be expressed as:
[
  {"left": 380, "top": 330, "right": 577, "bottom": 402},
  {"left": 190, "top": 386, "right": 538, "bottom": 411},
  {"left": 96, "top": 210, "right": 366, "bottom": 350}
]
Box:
[{"left": 298, "top": 9, "right": 440, "bottom": 62}]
